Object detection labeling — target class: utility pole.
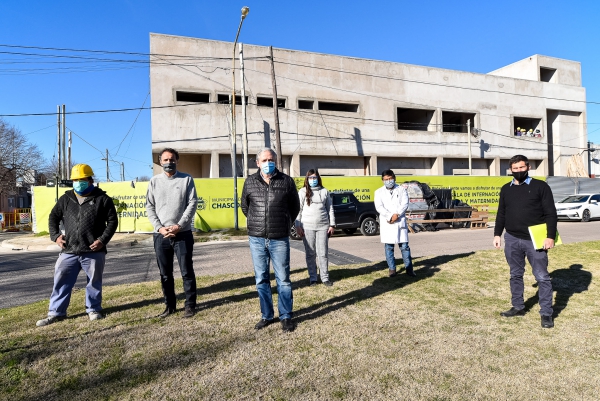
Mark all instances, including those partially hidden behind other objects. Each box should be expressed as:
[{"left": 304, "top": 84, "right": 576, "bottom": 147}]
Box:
[
  {"left": 62, "top": 105, "right": 66, "bottom": 180},
  {"left": 229, "top": 95, "right": 238, "bottom": 229},
  {"left": 121, "top": 162, "right": 125, "bottom": 181},
  {"left": 239, "top": 43, "right": 249, "bottom": 178},
  {"left": 269, "top": 46, "right": 283, "bottom": 171},
  {"left": 57, "top": 105, "right": 62, "bottom": 179},
  {"left": 104, "top": 149, "right": 110, "bottom": 182},
  {"left": 467, "top": 119, "right": 472, "bottom": 176},
  {"left": 67, "top": 131, "right": 72, "bottom": 179}
]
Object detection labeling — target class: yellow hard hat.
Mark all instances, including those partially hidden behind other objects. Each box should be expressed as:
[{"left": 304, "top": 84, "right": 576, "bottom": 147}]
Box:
[{"left": 71, "top": 164, "right": 94, "bottom": 180}]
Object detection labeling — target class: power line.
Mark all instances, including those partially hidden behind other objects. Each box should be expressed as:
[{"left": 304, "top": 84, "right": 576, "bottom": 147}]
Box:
[
  {"left": 0, "top": 43, "right": 269, "bottom": 60},
  {"left": 114, "top": 92, "right": 150, "bottom": 156},
  {"left": 272, "top": 59, "right": 600, "bottom": 105}
]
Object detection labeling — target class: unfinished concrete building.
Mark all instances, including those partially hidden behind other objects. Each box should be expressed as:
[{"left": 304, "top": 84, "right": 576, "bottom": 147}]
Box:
[{"left": 149, "top": 34, "right": 588, "bottom": 177}]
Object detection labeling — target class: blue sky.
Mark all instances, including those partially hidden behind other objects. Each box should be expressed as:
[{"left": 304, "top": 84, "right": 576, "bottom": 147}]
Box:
[{"left": 1, "top": 0, "right": 599, "bottom": 180}]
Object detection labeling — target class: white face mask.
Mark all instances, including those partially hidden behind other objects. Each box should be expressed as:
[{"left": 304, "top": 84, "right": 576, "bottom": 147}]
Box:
[{"left": 384, "top": 179, "right": 395, "bottom": 189}]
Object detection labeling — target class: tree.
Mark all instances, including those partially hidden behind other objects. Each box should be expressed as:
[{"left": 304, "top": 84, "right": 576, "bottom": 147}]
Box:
[{"left": 0, "top": 118, "right": 47, "bottom": 196}]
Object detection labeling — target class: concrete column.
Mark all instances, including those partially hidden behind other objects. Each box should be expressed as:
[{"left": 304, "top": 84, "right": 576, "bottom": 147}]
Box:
[
  {"left": 367, "top": 155, "right": 377, "bottom": 175},
  {"left": 210, "top": 151, "right": 220, "bottom": 178},
  {"left": 431, "top": 156, "right": 444, "bottom": 176},
  {"left": 290, "top": 153, "right": 301, "bottom": 177},
  {"left": 489, "top": 157, "right": 501, "bottom": 176},
  {"left": 538, "top": 158, "right": 549, "bottom": 177}
]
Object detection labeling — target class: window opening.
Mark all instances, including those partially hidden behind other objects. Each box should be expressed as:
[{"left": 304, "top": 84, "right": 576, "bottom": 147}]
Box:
[
  {"left": 256, "top": 96, "right": 286, "bottom": 108},
  {"left": 217, "top": 94, "right": 248, "bottom": 105},
  {"left": 298, "top": 100, "right": 314, "bottom": 110},
  {"left": 397, "top": 108, "right": 435, "bottom": 131},
  {"left": 175, "top": 91, "right": 209, "bottom": 103},
  {"left": 318, "top": 101, "right": 358, "bottom": 113},
  {"left": 442, "top": 111, "right": 475, "bottom": 133},
  {"left": 514, "top": 117, "right": 542, "bottom": 137},
  {"left": 540, "top": 67, "right": 556, "bottom": 83}
]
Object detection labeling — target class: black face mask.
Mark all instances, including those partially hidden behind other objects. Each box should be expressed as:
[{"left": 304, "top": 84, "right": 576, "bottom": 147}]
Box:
[
  {"left": 162, "top": 162, "right": 176, "bottom": 173},
  {"left": 512, "top": 170, "right": 528, "bottom": 183}
]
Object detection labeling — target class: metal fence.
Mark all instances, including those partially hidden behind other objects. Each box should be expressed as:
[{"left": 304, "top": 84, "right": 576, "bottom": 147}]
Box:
[{"left": 546, "top": 177, "right": 600, "bottom": 202}]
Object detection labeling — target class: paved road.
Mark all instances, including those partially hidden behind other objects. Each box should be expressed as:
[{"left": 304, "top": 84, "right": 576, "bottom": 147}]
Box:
[{"left": 1, "top": 221, "right": 599, "bottom": 309}]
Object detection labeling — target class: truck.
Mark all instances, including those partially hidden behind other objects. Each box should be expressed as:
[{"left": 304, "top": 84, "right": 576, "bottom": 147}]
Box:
[{"left": 291, "top": 191, "right": 379, "bottom": 239}]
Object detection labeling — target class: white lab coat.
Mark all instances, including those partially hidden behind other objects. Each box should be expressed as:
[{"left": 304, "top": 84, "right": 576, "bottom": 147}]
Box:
[{"left": 374, "top": 184, "right": 409, "bottom": 244}]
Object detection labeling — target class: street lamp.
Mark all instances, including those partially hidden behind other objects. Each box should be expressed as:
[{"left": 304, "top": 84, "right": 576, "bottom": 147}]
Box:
[{"left": 231, "top": 6, "right": 249, "bottom": 230}]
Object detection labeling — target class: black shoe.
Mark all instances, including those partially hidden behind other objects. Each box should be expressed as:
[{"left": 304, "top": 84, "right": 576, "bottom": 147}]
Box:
[
  {"left": 309, "top": 280, "right": 318, "bottom": 286},
  {"left": 254, "top": 318, "right": 274, "bottom": 330},
  {"left": 183, "top": 306, "right": 195, "bottom": 318},
  {"left": 323, "top": 280, "right": 333, "bottom": 287},
  {"left": 406, "top": 271, "right": 416, "bottom": 277},
  {"left": 500, "top": 307, "right": 525, "bottom": 317},
  {"left": 541, "top": 315, "right": 554, "bottom": 329},
  {"left": 158, "top": 307, "right": 176, "bottom": 318},
  {"left": 388, "top": 269, "right": 397, "bottom": 277},
  {"left": 281, "top": 318, "right": 296, "bottom": 332}
]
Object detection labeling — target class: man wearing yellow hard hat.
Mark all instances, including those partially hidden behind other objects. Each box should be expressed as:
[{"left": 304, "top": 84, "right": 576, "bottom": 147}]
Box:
[{"left": 36, "top": 164, "right": 118, "bottom": 327}]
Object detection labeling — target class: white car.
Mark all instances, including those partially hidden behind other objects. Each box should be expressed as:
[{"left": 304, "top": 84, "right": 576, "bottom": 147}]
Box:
[{"left": 555, "top": 193, "right": 600, "bottom": 222}]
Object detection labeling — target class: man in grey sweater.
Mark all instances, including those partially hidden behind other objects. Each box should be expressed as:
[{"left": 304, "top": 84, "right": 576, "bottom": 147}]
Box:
[{"left": 146, "top": 148, "right": 198, "bottom": 318}]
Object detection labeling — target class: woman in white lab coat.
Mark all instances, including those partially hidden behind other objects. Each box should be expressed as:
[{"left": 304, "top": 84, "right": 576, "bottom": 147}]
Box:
[{"left": 374, "top": 169, "right": 415, "bottom": 277}]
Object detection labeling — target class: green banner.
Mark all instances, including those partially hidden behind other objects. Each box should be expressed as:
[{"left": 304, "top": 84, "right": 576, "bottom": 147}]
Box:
[{"left": 33, "top": 175, "right": 538, "bottom": 233}]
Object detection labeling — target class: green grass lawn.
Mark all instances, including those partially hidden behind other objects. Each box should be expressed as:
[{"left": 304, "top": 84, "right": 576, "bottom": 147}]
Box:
[{"left": 1, "top": 241, "right": 599, "bottom": 400}]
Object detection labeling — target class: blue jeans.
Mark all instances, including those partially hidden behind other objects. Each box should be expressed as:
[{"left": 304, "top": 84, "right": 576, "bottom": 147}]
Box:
[
  {"left": 384, "top": 242, "right": 413, "bottom": 273},
  {"left": 504, "top": 232, "right": 553, "bottom": 316},
  {"left": 153, "top": 230, "right": 197, "bottom": 308},
  {"left": 248, "top": 236, "right": 293, "bottom": 320},
  {"left": 48, "top": 252, "right": 106, "bottom": 316}
]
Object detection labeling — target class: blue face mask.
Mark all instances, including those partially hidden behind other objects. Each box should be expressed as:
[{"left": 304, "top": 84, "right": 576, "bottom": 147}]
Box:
[
  {"left": 73, "top": 180, "right": 89, "bottom": 194},
  {"left": 261, "top": 161, "right": 275, "bottom": 175},
  {"left": 308, "top": 178, "right": 319, "bottom": 187},
  {"left": 384, "top": 179, "right": 395, "bottom": 189}
]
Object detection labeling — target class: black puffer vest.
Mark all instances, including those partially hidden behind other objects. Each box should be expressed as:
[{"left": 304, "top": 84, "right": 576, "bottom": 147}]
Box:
[{"left": 241, "top": 169, "right": 300, "bottom": 238}]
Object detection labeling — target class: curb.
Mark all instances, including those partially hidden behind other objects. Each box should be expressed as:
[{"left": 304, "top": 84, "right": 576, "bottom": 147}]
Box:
[
  {"left": 1, "top": 240, "right": 61, "bottom": 252},
  {"left": 1, "top": 239, "right": 150, "bottom": 252}
]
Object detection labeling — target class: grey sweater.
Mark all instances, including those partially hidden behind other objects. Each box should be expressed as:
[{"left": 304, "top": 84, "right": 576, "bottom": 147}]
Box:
[
  {"left": 146, "top": 171, "right": 198, "bottom": 232},
  {"left": 295, "top": 187, "right": 335, "bottom": 231}
]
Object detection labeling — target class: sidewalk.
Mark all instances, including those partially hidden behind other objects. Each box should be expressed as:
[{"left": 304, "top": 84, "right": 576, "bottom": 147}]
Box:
[{"left": 0, "top": 232, "right": 154, "bottom": 252}]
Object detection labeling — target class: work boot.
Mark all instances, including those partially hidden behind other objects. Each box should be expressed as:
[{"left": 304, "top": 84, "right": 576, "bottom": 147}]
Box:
[{"left": 388, "top": 269, "right": 397, "bottom": 277}]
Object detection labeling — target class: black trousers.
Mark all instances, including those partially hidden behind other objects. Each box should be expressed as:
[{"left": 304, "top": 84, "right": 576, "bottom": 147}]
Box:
[{"left": 153, "top": 230, "right": 197, "bottom": 308}]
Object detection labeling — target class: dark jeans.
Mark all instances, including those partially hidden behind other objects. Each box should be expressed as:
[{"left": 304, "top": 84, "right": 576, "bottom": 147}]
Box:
[
  {"left": 153, "top": 230, "right": 197, "bottom": 308},
  {"left": 504, "top": 232, "right": 553, "bottom": 316}
]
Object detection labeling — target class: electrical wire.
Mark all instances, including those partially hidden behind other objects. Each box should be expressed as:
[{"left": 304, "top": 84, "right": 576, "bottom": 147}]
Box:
[
  {"left": 272, "top": 58, "right": 600, "bottom": 106},
  {"left": 114, "top": 92, "right": 150, "bottom": 156}
]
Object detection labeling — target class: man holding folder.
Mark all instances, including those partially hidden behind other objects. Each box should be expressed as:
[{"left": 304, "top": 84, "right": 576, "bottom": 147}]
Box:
[{"left": 493, "top": 155, "right": 558, "bottom": 328}]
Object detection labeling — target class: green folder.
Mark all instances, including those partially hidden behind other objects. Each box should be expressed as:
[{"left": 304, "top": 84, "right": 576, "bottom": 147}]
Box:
[{"left": 528, "top": 223, "right": 562, "bottom": 250}]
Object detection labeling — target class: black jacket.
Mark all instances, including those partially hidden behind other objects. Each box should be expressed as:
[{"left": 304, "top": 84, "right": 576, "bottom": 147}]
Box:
[
  {"left": 49, "top": 187, "right": 118, "bottom": 254},
  {"left": 241, "top": 169, "right": 300, "bottom": 238}
]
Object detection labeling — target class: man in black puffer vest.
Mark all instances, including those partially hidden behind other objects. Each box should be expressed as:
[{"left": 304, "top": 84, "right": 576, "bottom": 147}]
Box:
[
  {"left": 36, "top": 164, "right": 117, "bottom": 327},
  {"left": 242, "top": 148, "right": 300, "bottom": 332}
]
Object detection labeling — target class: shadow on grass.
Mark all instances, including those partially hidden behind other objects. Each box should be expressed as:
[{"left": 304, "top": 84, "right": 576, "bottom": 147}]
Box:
[
  {"left": 525, "top": 263, "right": 592, "bottom": 318},
  {"left": 294, "top": 252, "right": 474, "bottom": 324}
]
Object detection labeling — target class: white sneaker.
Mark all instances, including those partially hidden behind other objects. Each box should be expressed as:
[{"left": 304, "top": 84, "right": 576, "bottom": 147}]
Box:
[
  {"left": 88, "top": 312, "right": 104, "bottom": 321},
  {"left": 36, "top": 315, "right": 65, "bottom": 327}
]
